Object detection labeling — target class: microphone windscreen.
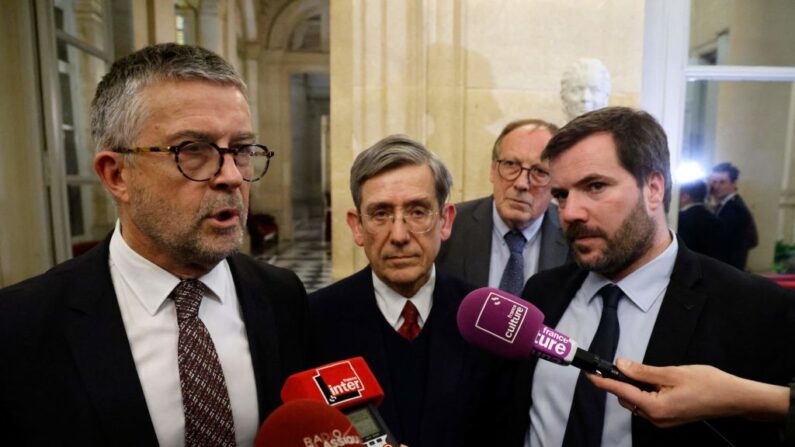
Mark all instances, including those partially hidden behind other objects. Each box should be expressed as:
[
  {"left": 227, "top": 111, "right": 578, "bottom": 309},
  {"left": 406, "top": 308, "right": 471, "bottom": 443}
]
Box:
[
  {"left": 457, "top": 287, "right": 544, "bottom": 359},
  {"left": 255, "top": 399, "right": 364, "bottom": 447}
]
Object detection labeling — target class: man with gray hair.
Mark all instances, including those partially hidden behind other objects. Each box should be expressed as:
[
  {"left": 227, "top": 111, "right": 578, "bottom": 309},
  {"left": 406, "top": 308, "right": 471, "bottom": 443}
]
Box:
[
  {"left": 0, "top": 43, "right": 308, "bottom": 445},
  {"left": 309, "top": 135, "right": 510, "bottom": 447}
]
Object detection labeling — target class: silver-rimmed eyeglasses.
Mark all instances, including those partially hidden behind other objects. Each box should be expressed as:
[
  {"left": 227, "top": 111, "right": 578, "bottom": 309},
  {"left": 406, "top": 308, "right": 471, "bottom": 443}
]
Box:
[
  {"left": 495, "top": 159, "right": 551, "bottom": 186},
  {"left": 112, "top": 141, "right": 275, "bottom": 182},
  {"left": 360, "top": 207, "right": 438, "bottom": 234}
]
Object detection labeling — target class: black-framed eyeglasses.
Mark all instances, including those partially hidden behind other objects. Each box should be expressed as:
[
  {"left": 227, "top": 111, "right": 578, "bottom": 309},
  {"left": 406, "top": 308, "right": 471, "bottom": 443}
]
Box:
[
  {"left": 112, "top": 141, "right": 275, "bottom": 182},
  {"left": 495, "top": 159, "right": 551, "bottom": 186},
  {"left": 359, "top": 207, "right": 439, "bottom": 234}
]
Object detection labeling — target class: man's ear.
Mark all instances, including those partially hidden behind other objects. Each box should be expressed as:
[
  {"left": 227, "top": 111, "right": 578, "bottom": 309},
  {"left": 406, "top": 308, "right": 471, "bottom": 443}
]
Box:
[
  {"left": 645, "top": 171, "right": 665, "bottom": 211},
  {"left": 346, "top": 208, "right": 365, "bottom": 247},
  {"left": 439, "top": 202, "right": 457, "bottom": 241},
  {"left": 94, "top": 151, "right": 130, "bottom": 203}
]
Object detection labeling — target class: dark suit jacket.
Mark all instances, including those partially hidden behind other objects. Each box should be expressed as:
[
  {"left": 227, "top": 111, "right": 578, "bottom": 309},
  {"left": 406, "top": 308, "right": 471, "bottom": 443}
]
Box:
[
  {"left": 308, "top": 267, "right": 512, "bottom": 447},
  {"left": 677, "top": 203, "right": 725, "bottom": 260},
  {"left": 508, "top": 243, "right": 795, "bottom": 446},
  {"left": 437, "top": 196, "right": 571, "bottom": 287},
  {"left": 716, "top": 194, "right": 758, "bottom": 270},
  {"left": 0, "top": 238, "right": 309, "bottom": 446}
]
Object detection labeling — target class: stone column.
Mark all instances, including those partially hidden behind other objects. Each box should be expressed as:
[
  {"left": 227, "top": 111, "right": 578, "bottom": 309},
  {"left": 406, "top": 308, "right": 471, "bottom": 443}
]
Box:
[{"left": 329, "top": 0, "right": 466, "bottom": 279}]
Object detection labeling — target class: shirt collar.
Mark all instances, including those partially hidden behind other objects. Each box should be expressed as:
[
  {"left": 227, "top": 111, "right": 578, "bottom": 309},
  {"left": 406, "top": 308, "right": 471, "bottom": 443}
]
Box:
[
  {"left": 680, "top": 202, "right": 705, "bottom": 212},
  {"left": 720, "top": 192, "right": 738, "bottom": 206},
  {"left": 109, "top": 220, "right": 229, "bottom": 316},
  {"left": 578, "top": 231, "right": 679, "bottom": 313},
  {"left": 372, "top": 265, "right": 435, "bottom": 327},
  {"left": 492, "top": 201, "right": 545, "bottom": 243}
]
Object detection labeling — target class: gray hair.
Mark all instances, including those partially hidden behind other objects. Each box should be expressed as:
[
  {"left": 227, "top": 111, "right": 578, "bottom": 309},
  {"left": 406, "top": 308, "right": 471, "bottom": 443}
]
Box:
[
  {"left": 350, "top": 135, "right": 453, "bottom": 211},
  {"left": 90, "top": 43, "right": 246, "bottom": 153}
]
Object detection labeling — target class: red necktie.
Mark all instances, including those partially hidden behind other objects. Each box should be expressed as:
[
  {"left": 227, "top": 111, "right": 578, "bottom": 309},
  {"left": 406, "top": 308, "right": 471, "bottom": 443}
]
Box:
[
  {"left": 398, "top": 301, "right": 421, "bottom": 341},
  {"left": 171, "top": 279, "right": 236, "bottom": 447}
]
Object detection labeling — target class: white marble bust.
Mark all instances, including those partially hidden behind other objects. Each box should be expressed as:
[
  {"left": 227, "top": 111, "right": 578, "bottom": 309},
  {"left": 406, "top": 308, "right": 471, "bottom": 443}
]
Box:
[{"left": 560, "top": 58, "right": 612, "bottom": 122}]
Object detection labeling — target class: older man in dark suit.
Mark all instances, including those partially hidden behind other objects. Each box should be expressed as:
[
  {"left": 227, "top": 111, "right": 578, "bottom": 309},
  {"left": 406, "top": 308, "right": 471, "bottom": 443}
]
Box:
[
  {"left": 437, "top": 119, "right": 571, "bottom": 295},
  {"left": 508, "top": 107, "right": 795, "bottom": 447},
  {"left": 0, "top": 44, "right": 308, "bottom": 446},
  {"left": 309, "top": 135, "right": 509, "bottom": 447}
]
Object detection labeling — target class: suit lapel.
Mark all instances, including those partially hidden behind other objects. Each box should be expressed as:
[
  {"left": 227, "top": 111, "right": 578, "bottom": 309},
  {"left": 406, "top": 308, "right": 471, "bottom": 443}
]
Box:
[
  {"left": 229, "top": 255, "right": 284, "bottom": 422},
  {"left": 538, "top": 204, "right": 570, "bottom": 271},
  {"left": 63, "top": 240, "right": 158, "bottom": 444},
  {"left": 464, "top": 198, "right": 494, "bottom": 286},
  {"left": 533, "top": 268, "right": 588, "bottom": 327},
  {"left": 643, "top": 245, "right": 708, "bottom": 366}
]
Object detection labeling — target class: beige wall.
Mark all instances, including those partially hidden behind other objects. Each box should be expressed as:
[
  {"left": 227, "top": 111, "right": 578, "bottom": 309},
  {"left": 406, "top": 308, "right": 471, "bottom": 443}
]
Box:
[
  {"left": 0, "top": 2, "right": 53, "bottom": 287},
  {"left": 330, "top": 0, "right": 645, "bottom": 279}
]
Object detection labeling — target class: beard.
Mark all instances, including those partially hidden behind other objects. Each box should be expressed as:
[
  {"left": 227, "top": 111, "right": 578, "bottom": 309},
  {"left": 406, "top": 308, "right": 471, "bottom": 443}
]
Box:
[
  {"left": 127, "top": 181, "right": 246, "bottom": 270},
  {"left": 565, "top": 195, "right": 655, "bottom": 278}
]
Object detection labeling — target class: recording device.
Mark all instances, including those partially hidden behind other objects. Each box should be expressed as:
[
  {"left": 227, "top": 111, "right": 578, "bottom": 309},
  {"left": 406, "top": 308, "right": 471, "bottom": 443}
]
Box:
[
  {"left": 456, "top": 287, "right": 655, "bottom": 391},
  {"left": 254, "top": 399, "right": 364, "bottom": 447},
  {"left": 281, "top": 357, "right": 400, "bottom": 447}
]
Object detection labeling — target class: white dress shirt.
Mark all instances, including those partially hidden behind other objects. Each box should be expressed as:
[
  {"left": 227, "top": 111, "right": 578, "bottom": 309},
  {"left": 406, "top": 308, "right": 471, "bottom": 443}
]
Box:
[
  {"left": 527, "top": 233, "right": 679, "bottom": 447},
  {"left": 488, "top": 203, "right": 544, "bottom": 289},
  {"left": 108, "top": 222, "right": 258, "bottom": 447},
  {"left": 373, "top": 265, "right": 435, "bottom": 330}
]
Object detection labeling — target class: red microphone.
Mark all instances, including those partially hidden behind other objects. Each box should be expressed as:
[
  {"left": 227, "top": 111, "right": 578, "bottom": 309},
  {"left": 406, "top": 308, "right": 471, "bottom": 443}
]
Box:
[
  {"left": 254, "top": 399, "right": 363, "bottom": 447},
  {"left": 281, "top": 357, "right": 399, "bottom": 447}
]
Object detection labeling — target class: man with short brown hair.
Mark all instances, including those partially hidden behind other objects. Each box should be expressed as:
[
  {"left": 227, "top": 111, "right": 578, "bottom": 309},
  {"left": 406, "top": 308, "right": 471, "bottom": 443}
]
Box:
[{"left": 508, "top": 107, "right": 795, "bottom": 447}]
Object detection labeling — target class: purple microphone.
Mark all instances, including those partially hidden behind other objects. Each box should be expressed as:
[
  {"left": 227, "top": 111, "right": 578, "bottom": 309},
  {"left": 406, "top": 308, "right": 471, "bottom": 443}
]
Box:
[{"left": 457, "top": 287, "right": 654, "bottom": 391}]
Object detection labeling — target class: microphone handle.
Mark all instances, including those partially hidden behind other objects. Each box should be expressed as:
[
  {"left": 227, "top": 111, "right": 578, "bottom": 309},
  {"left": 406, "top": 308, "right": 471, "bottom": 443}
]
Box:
[{"left": 571, "top": 348, "right": 657, "bottom": 392}]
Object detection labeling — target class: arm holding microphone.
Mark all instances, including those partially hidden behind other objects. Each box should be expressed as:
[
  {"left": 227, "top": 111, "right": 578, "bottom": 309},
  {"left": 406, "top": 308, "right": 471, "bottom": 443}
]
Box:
[{"left": 589, "top": 357, "right": 791, "bottom": 428}]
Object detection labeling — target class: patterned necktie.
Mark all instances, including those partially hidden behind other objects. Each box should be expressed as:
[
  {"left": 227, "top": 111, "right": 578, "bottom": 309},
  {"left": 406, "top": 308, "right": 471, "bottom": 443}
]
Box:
[
  {"left": 499, "top": 230, "right": 527, "bottom": 295},
  {"left": 171, "top": 279, "right": 236, "bottom": 447},
  {"left": 562, "top": 284, "right": 624, "bottom": 447},
  {"left": 398, "top": 300, "right": 421, "bottom": 341}
]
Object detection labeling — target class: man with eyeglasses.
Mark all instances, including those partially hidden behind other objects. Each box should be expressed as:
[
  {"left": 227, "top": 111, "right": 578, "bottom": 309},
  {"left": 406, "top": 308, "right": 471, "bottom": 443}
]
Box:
[
  {"left": 0, "top": 44, "right": 308, "bottom": 446},
  {"left": 308, "top": 135, "right": 511, "bottom": 447},
  {"left": 437, "top": 119, "right": 571, "bottom": 295}
]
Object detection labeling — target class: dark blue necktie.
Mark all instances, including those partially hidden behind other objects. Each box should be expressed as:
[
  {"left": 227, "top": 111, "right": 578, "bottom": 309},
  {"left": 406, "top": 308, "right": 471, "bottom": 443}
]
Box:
[
  {"left": 562, "top": 284, "right": 624, "bottom": 447},
  {"left": 499, "top": 231, "right": 527, "bottom": 295}
]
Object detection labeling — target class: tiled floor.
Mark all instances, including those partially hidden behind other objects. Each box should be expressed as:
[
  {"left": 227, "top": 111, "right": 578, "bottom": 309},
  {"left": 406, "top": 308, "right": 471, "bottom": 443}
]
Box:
[{"left": 257, "top": 218, "right": 332, "bottom": 294}]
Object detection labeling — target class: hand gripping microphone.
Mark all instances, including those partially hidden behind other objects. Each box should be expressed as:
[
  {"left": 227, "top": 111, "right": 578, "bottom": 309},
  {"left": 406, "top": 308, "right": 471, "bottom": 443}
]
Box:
[
  {"left": 281, "top": 357, "right": 400, "bottom": 447},
  {"left": 254, "top": 399, "right": 364, "bottom": 447},
  {"left": 457, "top": 287, "right": 654, "bottom": 391}
]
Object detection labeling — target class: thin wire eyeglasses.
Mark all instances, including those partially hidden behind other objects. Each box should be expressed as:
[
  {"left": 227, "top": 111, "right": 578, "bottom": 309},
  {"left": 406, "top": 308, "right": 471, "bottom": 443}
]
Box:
[
  {"left": 360, "top": 207, "right": 439, "bottom": 234},
  {"left": 495, "top": 159, "right": 551, "bottom": 186},
  {"left": 112, "top": 141, "right": 275, "bottom": 182}
]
